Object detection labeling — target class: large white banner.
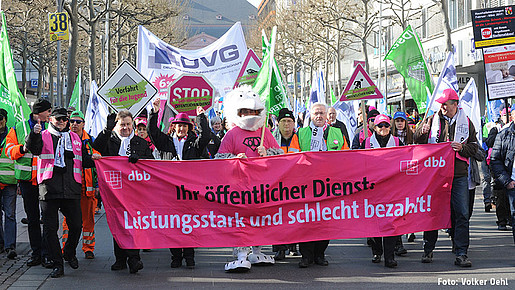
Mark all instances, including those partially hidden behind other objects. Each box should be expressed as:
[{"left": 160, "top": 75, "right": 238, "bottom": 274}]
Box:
[{"left": 137, "top": 22, "right": 247, "bottom": 99}]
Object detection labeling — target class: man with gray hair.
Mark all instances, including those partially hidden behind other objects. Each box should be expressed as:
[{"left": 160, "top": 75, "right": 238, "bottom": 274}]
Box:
[{"left": 296, "top": 102, "right": 348, "bottom": 268}]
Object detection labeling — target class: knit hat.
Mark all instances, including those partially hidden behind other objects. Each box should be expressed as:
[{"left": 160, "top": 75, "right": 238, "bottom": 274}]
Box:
[
  {"left": 367, "top": 109, "right": 380, "bottom": 120},
  {"left": 32, "top": 98, "right": 52, "bottom": 114},
  {"left": 70, "top": 110, "right": 84, "bottom": 120},
  {"left": 135, "top": 117, "right": 147, "bottom": 127},
  {"left": 277, "top": 108, "right": 294, "bottom": 122}
]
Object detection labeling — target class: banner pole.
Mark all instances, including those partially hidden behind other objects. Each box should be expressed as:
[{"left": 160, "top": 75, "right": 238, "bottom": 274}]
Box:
[
  {"left": 260, "top": 113, "right": 267, "bottom": 147},
  {"left": 361, "top": 100, "right": 368, "bottom": 139}
]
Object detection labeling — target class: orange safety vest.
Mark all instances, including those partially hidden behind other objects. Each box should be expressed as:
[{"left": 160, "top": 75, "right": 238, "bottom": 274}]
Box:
[
  {"left": 81, "top": 130, "right": 99, "bottom": 197},
  {"left": 280, "top": 133, "right": 301, "bottom": 154}
]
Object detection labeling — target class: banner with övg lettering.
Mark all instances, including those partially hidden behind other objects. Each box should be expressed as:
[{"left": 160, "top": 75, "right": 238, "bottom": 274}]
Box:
[{"left": 96, "top": 143, "right": 454, "bottom": 249}]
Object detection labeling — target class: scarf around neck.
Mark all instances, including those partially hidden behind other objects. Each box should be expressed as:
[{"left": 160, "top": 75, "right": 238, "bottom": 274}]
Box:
[
  {"left": 309, "top": 122, "right": 327, "bottom": 151},
  {"left": 47, "top": 124, "right": 72, "bottom": 168},
  {"left": 115, "top": 130, "right": 134, "bottom": 157}
]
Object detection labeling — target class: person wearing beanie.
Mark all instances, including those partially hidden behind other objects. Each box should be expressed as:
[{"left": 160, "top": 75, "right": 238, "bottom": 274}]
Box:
[
  {"left": 352, "top": 109, "right": 379, "bottom": 149},
  {"left": 273, "top": 108, "right": 300, "bottom": 154},
  {"left": 25, "top": 107, "right": 98, "bottom": 278},
  {"left": 5, "top": 98, "right": 53, "bottom": 268},
  {"left": 415, "top": 88, "right": 478, "bottom": 267},
  {"left": 360, "top": 114, "right": 404, "bottom": 268}
]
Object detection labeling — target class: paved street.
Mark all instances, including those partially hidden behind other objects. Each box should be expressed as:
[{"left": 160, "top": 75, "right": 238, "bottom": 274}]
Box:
[{"left": 1, "top": 191, "right": 514, "bottom": 289}]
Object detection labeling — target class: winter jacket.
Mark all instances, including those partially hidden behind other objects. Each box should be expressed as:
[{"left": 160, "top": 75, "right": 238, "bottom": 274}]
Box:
[
  {"left": 491, "top": 122, "right": 515, "bottom": 188},
  {"left": 92, "top": 128, "right": 153, "bottom": 159},
  {"left": 414, "top": 112, "right": 478, "bottom": 177},
  {"left": 147, "top": 111, "right": 210, "bottom": 161},
  {"left": 27, "top": 127, "right": 95, "bottom": 200}
]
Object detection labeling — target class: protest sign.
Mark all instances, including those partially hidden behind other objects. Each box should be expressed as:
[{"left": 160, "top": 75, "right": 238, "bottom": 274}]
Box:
[
  {"left": 96, "top": 143, "right": 454, "bottom": 249},
  {"left": 167, "top": 74, "right": 215, "bottom": 116}
]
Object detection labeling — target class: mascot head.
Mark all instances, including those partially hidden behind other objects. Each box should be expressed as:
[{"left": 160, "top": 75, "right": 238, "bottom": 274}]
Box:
[{"left": 224, "top": 85, "right": 266, "bottom": 132}]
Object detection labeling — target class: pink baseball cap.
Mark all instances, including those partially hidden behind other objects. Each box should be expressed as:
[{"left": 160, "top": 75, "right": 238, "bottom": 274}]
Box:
[
  {"left": 436, "top": 88, "right": 459, "bottom": 104},
  {"left": 134, "top": 117, "right": 147, "bottom": 127},
  {"left": 374, "top": 114, "right": 390, "bottom": 126}
]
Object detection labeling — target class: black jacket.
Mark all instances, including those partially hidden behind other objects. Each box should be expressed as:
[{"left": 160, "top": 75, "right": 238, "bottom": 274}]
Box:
[
  {"left": 92, "top": 129, "right": 154, "bottom": 159},
  {"left": 27, "top": 128, "right": 95, "bottom": 200},
  {"left": 147, "top": 111, "right": 210, "bottom": 160},
  {"left": 491, "top": 122, "right": 515, "bottom": 188}
]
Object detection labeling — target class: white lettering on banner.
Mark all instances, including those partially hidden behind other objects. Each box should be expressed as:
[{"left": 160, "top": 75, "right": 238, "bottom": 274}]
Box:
[
  {"left": 121, "top": 196, "right": 432, "bottom": 235},
  {"left": 128, "top": 170, "right": 151, "bottom": 181},
  {"left": 424, "top": 156, "right": 446, "bottom": 168}
]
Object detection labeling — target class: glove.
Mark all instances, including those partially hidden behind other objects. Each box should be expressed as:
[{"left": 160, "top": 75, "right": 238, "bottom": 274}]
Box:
[
  {"left": 128, "top": 154, "right": 139, "bottom": 164},
  {"left": 106, "top": 113, "right": 117, "bottom": 131}
]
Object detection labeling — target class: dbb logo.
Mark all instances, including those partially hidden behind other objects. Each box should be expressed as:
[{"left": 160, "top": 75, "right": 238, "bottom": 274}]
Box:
[
  {"left": 128, "top": 170, "right": 151, "bottom": 181},
  {"left": 424, "top": 157, "right": 446, "bottom": 168}
]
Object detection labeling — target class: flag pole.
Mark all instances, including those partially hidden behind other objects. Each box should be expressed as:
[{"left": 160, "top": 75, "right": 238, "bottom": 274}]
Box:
[{"left": 260, "top": 26, "right": 277, "bottom": 147}]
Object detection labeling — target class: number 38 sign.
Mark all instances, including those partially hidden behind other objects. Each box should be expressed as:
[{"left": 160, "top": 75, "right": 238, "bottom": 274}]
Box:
[{"left": 48, "top": 12, "right": 69, "bottom": 41}]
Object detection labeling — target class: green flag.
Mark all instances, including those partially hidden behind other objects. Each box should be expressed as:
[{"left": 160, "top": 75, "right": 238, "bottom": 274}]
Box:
[
  {"left": 384, "top": 25, "right": 434, "bottom": 113},
  {"left": 330, "top": 86, "right": 338, "bottom": 106},
  {"left": 253, "top": 27, "right": 289, "bottom": 116},
  {"left": 0, "top": 11, "right": 30, "bottom": 129},
  {"left": 69, "top": 68, "right": 81, "bottom": 110}
]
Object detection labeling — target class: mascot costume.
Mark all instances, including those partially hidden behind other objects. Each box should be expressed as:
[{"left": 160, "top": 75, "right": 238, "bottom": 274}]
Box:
[{"left": 215, "top": 85, "right": 283, "bottom": 272}]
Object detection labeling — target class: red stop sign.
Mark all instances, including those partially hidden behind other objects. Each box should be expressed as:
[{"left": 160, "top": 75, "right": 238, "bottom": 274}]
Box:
[{"left": 167, "top": 74, "right": 215, "bottom": 116}]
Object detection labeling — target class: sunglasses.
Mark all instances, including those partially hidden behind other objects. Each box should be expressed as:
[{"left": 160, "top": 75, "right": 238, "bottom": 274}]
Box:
[
  {"left": 376, "top": 123, "right": 391, "bottom": 128},
  {"left": 69, "top": 119, "right": 84, "bottom": 124},
  {"left": 56, "top": 117, "right": 68, "bottom": 122}
]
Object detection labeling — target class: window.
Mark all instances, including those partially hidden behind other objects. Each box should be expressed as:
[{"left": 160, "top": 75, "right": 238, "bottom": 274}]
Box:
[{"left": 447, "top": 0, "right": 473, "bottom": 30}]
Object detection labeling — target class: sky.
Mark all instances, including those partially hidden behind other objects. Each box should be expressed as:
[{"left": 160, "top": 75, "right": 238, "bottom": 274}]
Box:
[{"left": 247, "top": 0, "right": 260, "bottom": 8}]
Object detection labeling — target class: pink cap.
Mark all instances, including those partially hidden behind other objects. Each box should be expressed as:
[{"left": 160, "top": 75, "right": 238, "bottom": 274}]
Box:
[
  {"left": 368, "top": 105, "right": 377, "bottom": 111},
  {"left": 436, "top": 89, "right": 459, "bottom": 104},
  {"left": 134, "top": 117, "right": 147, "bottom": 127},
  {"left": 374, "top": 114, "right": 390, "bottom": 126}
]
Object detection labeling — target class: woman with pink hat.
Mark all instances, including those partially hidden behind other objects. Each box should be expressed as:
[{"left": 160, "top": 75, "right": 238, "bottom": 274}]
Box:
[
  {"left": 147, "top": 98, "right": 212, "bottom": 269},
  {"left": 360, "top": 114, "right": 404, "bottom": 268}
]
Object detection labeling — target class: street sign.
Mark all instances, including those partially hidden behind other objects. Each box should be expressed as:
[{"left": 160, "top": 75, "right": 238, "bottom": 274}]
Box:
[
  {"left": 30, "top": 79, "right": 38, "bottom": 88},
  {"left": 233, "top": 49, "right": 262, "bottom": 88},
  {"left": 48, "top": 12, "right": 69, "bottom": 41},
  {"left": 340, "top": 64, "right": 383, "bottom": 101},
  {"left": 167, "top": 74, "right": 215, "bottom": 116},
  {"left": 97, "top": 60, "right": 157, "bottom": 117},
  {"left": 471, "top": 5, "right": 515, "bottom": 48}
]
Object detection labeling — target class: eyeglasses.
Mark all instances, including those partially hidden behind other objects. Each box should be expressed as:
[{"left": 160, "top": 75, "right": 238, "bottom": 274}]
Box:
[
  {"left": 56, "top": 117, "right": 68, "bottom": 122},
  {"left": 376, "top": 123, "right": 391, "bottom": 128},
  {"left": 369, "top": 118, "right": 375, "bottom": 122},
  {"left": 70, "top": 119, "right": 83, "bottom": 124}
]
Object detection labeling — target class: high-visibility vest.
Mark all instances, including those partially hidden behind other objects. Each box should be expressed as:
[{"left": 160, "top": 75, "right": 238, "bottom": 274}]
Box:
[
  {"left": 11, "top": 121, "right": 35, "bottom": 180},
  {"left": 81, "top": 130, "right": 98, "bottom": 197},
  {"left": 280, "top": 133, "right": 301, "bottom": 154},
  {"left": 0, "top": 137, "right": 16, "bottom": 185},
  {"left": 37, "top": 130, "right": 82, "bottom": 184},
  {"left": 298, "top": 126, "right": 347, "bottom": 152}
]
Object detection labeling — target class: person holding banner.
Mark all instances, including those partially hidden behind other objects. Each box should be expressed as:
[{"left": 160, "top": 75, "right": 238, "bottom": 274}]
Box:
[
  {"left": 215, "top": 85, "right": 283, "bottom": 272},
  {"left": 296, "top": 102, "right": 347, "bottom": 268},
  {"left": 360, "top": 114, "right": 403, "bottom": 268},
  {"left": 148, "top": 98, "right": 211, "bottom": 268},
  {"left": 25, "top": 107, "right": 98, "bottom": 278},
  {"left": 272, "top": 108, "right": 300, "bottom": 154},
  {"left": 93, "top": 110, "right": 154, "bottom": 274},
  {"left": 415, "top": 89, "right": 478, "bottom": 267},
  {"left": 5, "top": 98, "right": 53, "bottom": 268}
]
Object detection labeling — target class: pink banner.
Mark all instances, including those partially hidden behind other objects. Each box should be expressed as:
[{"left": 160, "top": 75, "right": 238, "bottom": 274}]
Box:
[{"left": 96, "top": 143, "right": 455, "bottom": 249}]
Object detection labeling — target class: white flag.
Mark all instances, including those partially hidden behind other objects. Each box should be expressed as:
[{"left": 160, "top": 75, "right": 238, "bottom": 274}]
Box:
[
  {"left": 333, "top": 100, "right": 359, "bottom": 141},
  {"left": 426, "top": 51, "right": 458, "bottom": 116},
  {"left": 459, "top": 78, "right": 481, "bottom": 143},
  {"left": 85, "top": 80, "right": 109, "bottom": 138}
]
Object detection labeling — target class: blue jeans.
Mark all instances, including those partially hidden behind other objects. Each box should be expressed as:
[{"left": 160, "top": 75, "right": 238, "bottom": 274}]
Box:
[
  {"left": 423, "top": 176, "right": 470, "bottom": 256},
  {"left": 506, "top": 188, "right": 515, "bottom": 244},
  {"left": 0, "top": 185, "right": 17, "bottom": 249},
  {"left": 481, "top": 160, "right": 492, "bottom": 203}
]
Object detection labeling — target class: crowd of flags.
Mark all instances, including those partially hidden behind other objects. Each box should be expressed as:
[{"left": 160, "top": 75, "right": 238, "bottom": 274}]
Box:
[{"left": 0, "top": 10, "right": 496, "bottom": 143}]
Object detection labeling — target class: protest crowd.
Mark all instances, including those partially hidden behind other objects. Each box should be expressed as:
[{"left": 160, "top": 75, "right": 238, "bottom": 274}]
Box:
[{"left": 0, "top": 81, "right": 514, "bottom": 278}]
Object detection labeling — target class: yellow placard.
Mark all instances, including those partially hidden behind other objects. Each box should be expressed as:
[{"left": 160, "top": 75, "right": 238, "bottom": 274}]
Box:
[
  {"left": 475, "top": 36, "right": 515, "bottom": 48},
  {"left": 48, "top": 12, "right": 69, "bottom": 41}
]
